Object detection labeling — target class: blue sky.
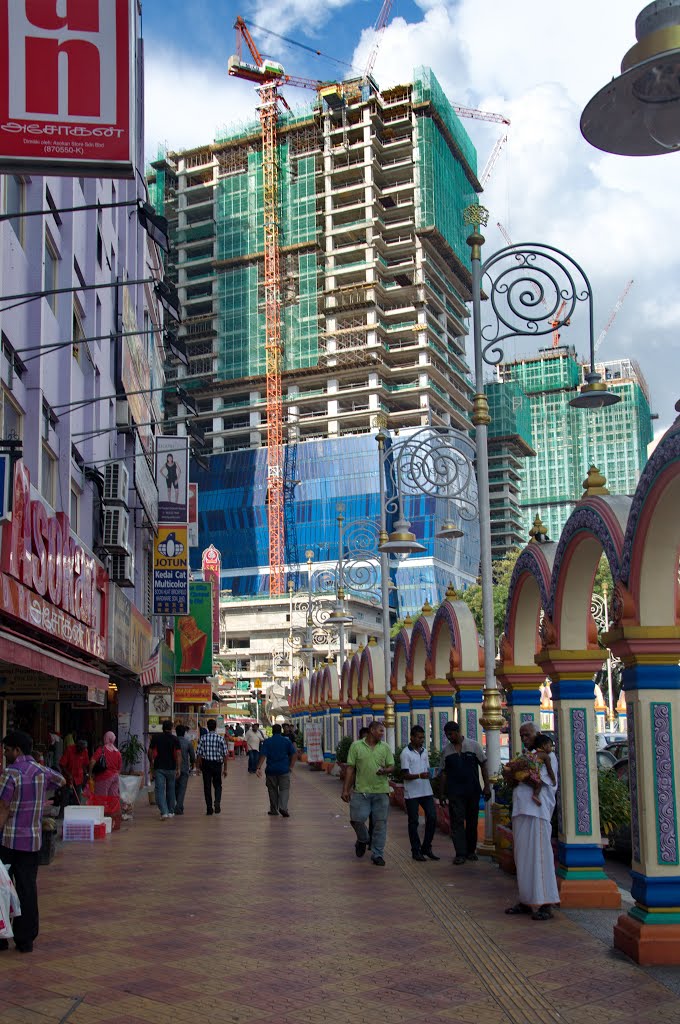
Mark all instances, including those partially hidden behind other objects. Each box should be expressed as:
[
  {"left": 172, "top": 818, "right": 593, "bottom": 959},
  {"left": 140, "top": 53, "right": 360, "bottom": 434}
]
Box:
[{"left": 142, "top": 0, "right": 680, "bottom": 434}]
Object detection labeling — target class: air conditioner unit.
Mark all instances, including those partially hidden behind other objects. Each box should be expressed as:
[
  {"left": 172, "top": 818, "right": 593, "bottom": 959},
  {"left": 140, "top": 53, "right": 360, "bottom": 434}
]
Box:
[
  {"left": 102, "top": 507, "right": 129, "bottom": 552},
  {"left": 109, "top": 549, "right": 135, "bottom": 587},
  {"left": 104, "top": 461, "right": 129, "bottom": 507},
  {"left": 116, "top": 400, "right": 133, "bottom": 430}
]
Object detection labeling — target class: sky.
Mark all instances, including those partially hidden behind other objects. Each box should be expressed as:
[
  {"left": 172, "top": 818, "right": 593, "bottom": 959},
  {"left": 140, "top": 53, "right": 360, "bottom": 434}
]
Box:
[{"left": 141, "top": 0, "right": 680, "bottom": 434}]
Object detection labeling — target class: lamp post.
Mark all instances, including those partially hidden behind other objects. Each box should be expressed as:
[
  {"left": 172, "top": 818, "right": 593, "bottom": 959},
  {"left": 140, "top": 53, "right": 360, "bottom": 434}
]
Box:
[{"left": 463, "top": 204, "right": 621, "bottom": 775}]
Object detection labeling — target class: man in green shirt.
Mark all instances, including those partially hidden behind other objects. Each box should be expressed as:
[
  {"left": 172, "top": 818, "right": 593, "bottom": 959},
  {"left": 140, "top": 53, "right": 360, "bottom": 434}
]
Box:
[{"left": 341, "top": 721, "right": 394, "bottom": 866}]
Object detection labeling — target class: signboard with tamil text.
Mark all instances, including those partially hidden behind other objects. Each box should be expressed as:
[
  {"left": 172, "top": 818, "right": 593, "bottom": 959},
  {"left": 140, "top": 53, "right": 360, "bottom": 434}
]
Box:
[
  {"left": 0, "top": 0, "right": 137, "bottom": 178},
  {"left": 174, "top": 682, "right": 212, "bottom": 704}
]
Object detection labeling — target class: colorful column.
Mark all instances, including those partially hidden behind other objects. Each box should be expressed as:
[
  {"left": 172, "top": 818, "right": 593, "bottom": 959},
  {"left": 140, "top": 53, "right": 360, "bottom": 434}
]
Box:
[
  {"left": 607, "top": 647, "right": 680, "bottom": 965},
  {"left": 452, "top": 674, "right": 485, "bottom": 744},
  {"left": 497, "top": 666, "right": 543, "bottom": 757},
  {"left": 426, "top": 678, "right": 456, "bottom": 752},
  {"left": 406, "top": 685, "right": 431, "bottom": 739},
  {"left": 328, "top": 706, "right": 341, "bottom": 757},
  {"left": 389, "top": 689, "right": 411, "bottom": 749},
  {"left": 537, "top": 652, "right": 620, "bottom": 909}
]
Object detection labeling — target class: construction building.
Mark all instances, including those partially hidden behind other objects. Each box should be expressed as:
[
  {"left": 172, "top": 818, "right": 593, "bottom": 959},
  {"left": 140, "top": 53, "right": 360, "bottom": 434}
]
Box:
[
  {"left": 148, "top": 67, "right": 483, "bottom": 613},
  {"left": 485, "top": 381, "right": 535, "bottom": 558},
  {"left": 497, "top": 347, "right": 654, "bottom": 540}
]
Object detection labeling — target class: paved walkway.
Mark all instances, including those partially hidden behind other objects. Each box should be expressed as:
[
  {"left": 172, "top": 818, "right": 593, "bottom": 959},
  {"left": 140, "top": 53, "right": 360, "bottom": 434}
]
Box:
[{"left": 2, "top": 760, "right": 680, "bottom": 1024}]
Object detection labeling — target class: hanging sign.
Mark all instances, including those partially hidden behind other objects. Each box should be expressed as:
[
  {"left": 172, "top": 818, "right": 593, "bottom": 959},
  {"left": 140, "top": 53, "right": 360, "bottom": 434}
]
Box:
[
  {"left": 201, "top": 544, "right": 221, "bottom": 655},
  {"left": 152, "top": 526, "right": 188, "bottom": 615}
]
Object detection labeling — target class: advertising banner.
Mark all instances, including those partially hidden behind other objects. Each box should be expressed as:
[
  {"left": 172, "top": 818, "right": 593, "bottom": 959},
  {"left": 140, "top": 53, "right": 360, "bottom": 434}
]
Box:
[
  {"left": 0, "top": 0, "right": 137, "bottom": 178},
  {"left": 108, "top": 584, "right": 152, "bottom": 674},
  {"left": 156, "top": 435, "right": 188, "bottom": 526},
  {"left": 188, "top": 483, "right": 198, "bottom": 547},
  {"left": 175, "top": 581, "right": 213, "bottom": 676},
  {"left": 305, "top": 722, "right": 324, "bottom": 763},
  {"left": 122, "top": 287, "right": 152, "bottom": 453},
  {"left": 134, "top": 435, "right": 158, "bottom": 531},
  {"left": 201, "top": 544, "right": 221, "bottom": 654},
  {"left": 152, "top": 526, "right": 188, "bottom": 615},
  {"left": 174, "top": 682, "right": 212, "bottom": 704}
]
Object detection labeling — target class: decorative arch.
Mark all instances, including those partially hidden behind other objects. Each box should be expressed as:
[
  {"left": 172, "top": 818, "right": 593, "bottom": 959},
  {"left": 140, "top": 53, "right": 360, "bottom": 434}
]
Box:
[
  {"left": 340, "top": 660, "right": 351, "bottom": 704},
  {"left": 504, "top": 543, "right": 556, "bottom": 666},
  {"left": 349, "top": 652, "right": 361, "bottom": 701},
  {"left": 619, "top": 419, "right": 680, "bottom": 628},
  {"left": 407, "top": 617, "right": 431, "bottom": 685},
  {"left": 549, "top": 496, "right": 630, "bottom": 651},
  {"left": 359, "top": 646, "right": 375, "bottom": 698},
  {"left": 391, "top": 629, "right": 410, "bottom": 691},
  {"left": 430, "top": 602, "right": 462, "bottom": 677}
]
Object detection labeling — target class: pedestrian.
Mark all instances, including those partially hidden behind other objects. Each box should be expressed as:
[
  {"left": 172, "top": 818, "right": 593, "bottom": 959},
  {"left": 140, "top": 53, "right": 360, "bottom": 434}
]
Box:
[
  {"left": 282, "top": 722, "right": 296, "bottom": 744},
  {"left": 505, "top": 721, "right": 560, "bottom": 921},
  {"left": 59, "top": 739, "right": 90, "bottom": 803},
  {"left": 174, "top": 725, "right": 195, "bottom": 815},
  {"left": 89, "top": 731, "right": 122, "bottom": 799},
  {"left": 246, "top": 721, "right": 265, "bottom": 774},
  {"left": 440, "top": 721, "right": 491, "bottom": 865},
  {"left": 196, "top": 719, "right": 228, "bottom": 815},
  {"left": 357, "top": 726, "right": 374, "bottom": 850},
  {"left": 256, "top": 724, "right": 298, "bottom": 816},
  {"left": 0, "top": 730, "right": 65, "bottom": 952},
  {"left": 400, "top": 725, "right": 439, "bottom": 862},
  {"left": 148, "top": 721, "right": 181, "bottom": 820},
  {"left": 341, "top": 720, "right": 394, "bottom": 867}
]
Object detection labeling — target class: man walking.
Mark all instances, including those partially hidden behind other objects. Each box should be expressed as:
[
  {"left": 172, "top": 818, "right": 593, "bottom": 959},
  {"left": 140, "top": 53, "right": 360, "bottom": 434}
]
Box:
[
  {"left": 0, "top": 730, "right": 65, "bottom": 952},
  {"left": 440, "top": 721, "right": 491, "bottom": 864},
  {"left": 506, "top": 721, "right": 560, "bottom": 920},
  {"left": 246, "top": 722, "right": 265, "bottom": 774},
  {"left": 341, "top": 720, "right": 394, "bottom": 867},
  {"left": 400, "top": 725, "right": 439, "bottom": 862},
  {"left": 256, "top": 724, "right": 298, "bottom": 816},
  {"left": 149, "top": 721, "right": 181, "bottom": 820},
  {"left": 196, "top": 719, "right": 228, "bottom": 815},
  {"left": 174, "top": 725, "right": 195, "bottom": 815}
]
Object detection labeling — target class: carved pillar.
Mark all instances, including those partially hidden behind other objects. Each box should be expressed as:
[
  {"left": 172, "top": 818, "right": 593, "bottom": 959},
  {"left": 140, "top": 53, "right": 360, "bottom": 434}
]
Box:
[
  {"left": 496, "top": 664, "right": 543, "bottom": 757},
  {"left": 425, "top": 677, "right": 456, "bottom": 751},
  {"left": 406, "top": 685, "right": 431, "bottom": 737},
  {"left": 451, "top": 673, "right": 485, "bottom": 743},
  {"left": 389, "top": 689, "right": 412, "bottom": 749},
  {"left": 536, "top": 650, "right": 620, "bottom": 910},
  {"left": 606, "top": 632, "right": 680, "bottom": 965}
]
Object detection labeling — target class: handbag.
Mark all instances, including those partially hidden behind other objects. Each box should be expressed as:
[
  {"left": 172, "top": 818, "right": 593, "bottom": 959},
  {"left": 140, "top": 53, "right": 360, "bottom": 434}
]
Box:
[{"left": 92, "top": 749, "right": 108, "bottom": 776}]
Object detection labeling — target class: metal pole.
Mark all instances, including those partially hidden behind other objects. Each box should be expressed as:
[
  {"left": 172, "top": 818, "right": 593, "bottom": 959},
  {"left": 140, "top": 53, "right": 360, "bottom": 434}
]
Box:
[
  {"left": 467, "top": 213, "right": 502, "bottom": 778},
  {"left": 603, "top": 582, "right": 615, "bottom": 727},
  {"left": 337, "top": 512, "right": 346, "bottom": 671},
  {"left": 377, "top": 428, "right": 396, "bottom": 752}
]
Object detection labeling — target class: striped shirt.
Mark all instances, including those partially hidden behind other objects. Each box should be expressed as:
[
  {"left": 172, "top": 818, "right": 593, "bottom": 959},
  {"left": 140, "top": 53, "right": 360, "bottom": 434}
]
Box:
[
  {"left": 196, "top": 732, "right": 228, "bottom": 763},
  {"left": 0, "top": 755, "right": 65, "bottom": 852}
]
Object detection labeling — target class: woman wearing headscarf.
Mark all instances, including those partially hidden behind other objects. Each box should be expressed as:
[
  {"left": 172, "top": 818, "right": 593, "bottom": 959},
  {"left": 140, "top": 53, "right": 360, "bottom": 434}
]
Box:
[{"left": 89, "top": 732, "right": 123, "bottom": 798}]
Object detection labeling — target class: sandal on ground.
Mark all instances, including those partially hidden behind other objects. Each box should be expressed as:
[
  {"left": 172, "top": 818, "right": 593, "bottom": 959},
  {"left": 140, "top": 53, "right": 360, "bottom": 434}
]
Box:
[
  {"left": 505, "top": 902, "right": 531, "bottom": 915},
  {"left": 531, "top": 909, "right": 553, "bottom": 921}
]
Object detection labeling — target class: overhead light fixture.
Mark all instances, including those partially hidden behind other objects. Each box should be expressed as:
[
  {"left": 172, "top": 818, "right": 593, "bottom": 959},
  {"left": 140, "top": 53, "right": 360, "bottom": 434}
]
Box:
[
  {"left": 326, "top": 598, "right": 354, "bottom": 626},
  {"left": 378, "top": 516, "right": 426, "bottom": 555},
  {"left": 581, "top": 1, "right": 680, "bottom": 155},
  {"left": 569, "top": 371, "right": 621, "bottom": 410},
  {"left": 176, "top": 386, "right": 198, "bottom": 416},
  {"left": 188, "top": 419, "right": 206, "bottom": 448},
  {"left": 165, "top": 334, "right": 188, "bottom": 367},
  {"left": 137, "top": 200, "right": 170, "bottom": 251},
  {"left": 435, "top": 521, "right": 464, "bottom": 540},
  {"left": 155, "top": 280, "right": 181, "bottom": 322},
  {"left": 192, "top": 450, "right": 210, "bottom": 473}
]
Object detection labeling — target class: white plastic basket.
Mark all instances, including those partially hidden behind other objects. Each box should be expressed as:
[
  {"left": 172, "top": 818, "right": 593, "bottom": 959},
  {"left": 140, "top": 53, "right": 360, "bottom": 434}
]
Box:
[
  {"left": 63, "top": 821, "right": 94, "bottom": 842},
  {"left": 64, "top": 805, "right": 104, "bottom": 823},
  {"left": 103, "top": 816, "right": 112, "bottom": 834}
]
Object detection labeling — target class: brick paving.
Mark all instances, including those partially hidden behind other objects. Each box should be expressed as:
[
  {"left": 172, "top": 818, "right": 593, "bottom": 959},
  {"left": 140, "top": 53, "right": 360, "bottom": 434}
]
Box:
[{"left": 1, "top": 759, "right": 680, "bottom": 1024}]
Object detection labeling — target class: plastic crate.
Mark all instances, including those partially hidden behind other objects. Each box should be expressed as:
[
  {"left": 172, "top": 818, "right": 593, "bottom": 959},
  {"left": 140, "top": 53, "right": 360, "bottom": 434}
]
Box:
[
  {"left": 93, "top": 823, "right": 106, "bottom": 840},
  {"left": 63, "top": 821, "right": 94, "bottom": 842},
  {"left": 64, "top": 805, "right": 104, "bottom": 823},
  {"left": 103, "top": 817, "right": 112, "bottom": 834}
]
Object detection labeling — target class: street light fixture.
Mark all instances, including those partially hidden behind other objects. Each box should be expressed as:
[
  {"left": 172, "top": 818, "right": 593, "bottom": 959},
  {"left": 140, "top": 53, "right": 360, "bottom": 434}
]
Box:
[{"left": 581, "top": 1, "right": 680, "bottom": 156}]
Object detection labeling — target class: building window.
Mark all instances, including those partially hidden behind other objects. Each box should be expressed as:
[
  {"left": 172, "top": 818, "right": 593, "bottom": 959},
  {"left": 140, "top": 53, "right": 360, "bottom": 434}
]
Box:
[
  {"left": 70, "top": 487, "right": 80, "bottom": 533},
  {"left": 44, "top": 233, "right": 59, "bottom": 314},
  {"left": 5, "top": 176, "right": 25, "bottom": 246},
  {"left": 1, "top": 389, "right": 22, "bottom": 441},
  {"left": 41, "top": 444, "right": 57, "bottom": 505},
  {"left": 72, "top": 302, "right": 85, "bottom": 363}
]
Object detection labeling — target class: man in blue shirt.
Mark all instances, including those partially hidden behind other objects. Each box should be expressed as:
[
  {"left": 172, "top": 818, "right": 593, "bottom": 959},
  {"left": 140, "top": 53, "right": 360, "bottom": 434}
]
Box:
[{"left": 256, "top": 725, "right": 298, "bottom": 817}]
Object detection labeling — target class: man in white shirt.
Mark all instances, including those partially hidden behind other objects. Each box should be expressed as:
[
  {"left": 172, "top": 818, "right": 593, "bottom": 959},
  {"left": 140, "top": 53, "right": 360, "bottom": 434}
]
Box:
[
  {"left": 246, "top": 723, "right": 266, "bottom": 774},
  {"left": 506, "top": 722, "right": 559, "bottom": 921},
  {"left": 400, "top": 725, "right": 440, "bottom": 862}
]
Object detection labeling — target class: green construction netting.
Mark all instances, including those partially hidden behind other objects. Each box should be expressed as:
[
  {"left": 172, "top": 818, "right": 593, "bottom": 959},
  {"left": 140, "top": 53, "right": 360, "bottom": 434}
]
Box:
[
  {"left": 218, "top": 263, "right": 264, "bottom": 379},
  {"left": 485, "top": 381, "right": 532, "bottom": 446},
  {"left": 412, "top": 67, "right": 478, "bottom": 178},
  {"left": 507, "top": 353, "right": 580, "bottom": 394}
]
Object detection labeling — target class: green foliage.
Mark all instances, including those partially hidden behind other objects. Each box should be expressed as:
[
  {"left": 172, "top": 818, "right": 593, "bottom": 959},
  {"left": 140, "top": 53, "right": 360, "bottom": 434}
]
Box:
[
  {"left": 598, "top": 768, "right": 631, "bottom": 836},
  {"left": 451, "top": 547, "right": 522, "bottom": 636},
  {"left": 335, "top": 734, "right": 353, "bottom": 764},
  {"left": 593, "top": 555, "right": 613, "bottom": 600},
  {"left": 120, "top": 734, "right": 144, "bottom": 774},
  {"left": 391, "top": 745, "right": 405, "bottom": 783}
]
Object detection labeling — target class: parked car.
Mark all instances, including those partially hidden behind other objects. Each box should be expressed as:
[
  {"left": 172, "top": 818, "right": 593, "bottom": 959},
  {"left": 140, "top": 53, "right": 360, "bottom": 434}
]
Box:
[
  {"left": 605, "top": 741, "right": 628, "bottom": 761},
  {"left": 613, "top": 757, "right": 629, "bottom": 785},
  {"left": 596, "top": 748, "right": 618, "bottom": 770},
  {"left": 596, "top": 731, "right": 627, "bottom": 751}
]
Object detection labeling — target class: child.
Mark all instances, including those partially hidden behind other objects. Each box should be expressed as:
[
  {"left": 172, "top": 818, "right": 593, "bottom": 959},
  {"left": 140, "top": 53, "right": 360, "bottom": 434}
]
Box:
[{"left": 503, "top": 733, "right": 556, "bottom": 805}]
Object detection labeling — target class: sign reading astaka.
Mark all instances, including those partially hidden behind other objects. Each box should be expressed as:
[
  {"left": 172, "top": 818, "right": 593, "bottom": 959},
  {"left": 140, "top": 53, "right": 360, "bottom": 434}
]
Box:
[
  {"left": 0, "top": 461, "right": 108, "bottom": 659},
  {"left": 0, "top": 0, "right": 137, "bottom": 178}
]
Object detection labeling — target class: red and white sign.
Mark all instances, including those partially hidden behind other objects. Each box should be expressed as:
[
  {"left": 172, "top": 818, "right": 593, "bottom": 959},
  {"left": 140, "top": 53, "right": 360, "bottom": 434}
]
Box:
[
  {"left": 201, "top": 544, "right": 221, "bottom": 653},
  {"left": 0, "top": 0, "right": 136, "bottom": 177},
  {"left": 0, "top": 461, "right": 109, "bottom": 660}
]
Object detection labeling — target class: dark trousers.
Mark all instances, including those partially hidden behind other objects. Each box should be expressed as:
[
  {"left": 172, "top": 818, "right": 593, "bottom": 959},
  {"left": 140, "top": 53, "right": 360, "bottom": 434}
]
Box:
[
  {"left": 247, "top": 749, "right": 260, "bottom": 773},
  {"left": 405, "top": 795, "right": 437, "bottom": 855},
  {"left": 265, "top": 772, "right": 291, "bottom": 813},
  {"left": 201, "top": 761, "right": 223, "bottom": 811},
  {"left": 175, "top": 771, "right": 189, "bottom": 812},
  {"left": 0, "top": 845, "right": 40, "bottom": 948},
  {"left": 449, "top": 790, "right": 481, "bottom": 858}
]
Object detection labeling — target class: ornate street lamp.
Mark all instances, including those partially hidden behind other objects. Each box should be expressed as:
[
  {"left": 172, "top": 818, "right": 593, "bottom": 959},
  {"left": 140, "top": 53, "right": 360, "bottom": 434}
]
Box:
[{"left": 581, "top": 1, "right": 680, "bottom": 155}]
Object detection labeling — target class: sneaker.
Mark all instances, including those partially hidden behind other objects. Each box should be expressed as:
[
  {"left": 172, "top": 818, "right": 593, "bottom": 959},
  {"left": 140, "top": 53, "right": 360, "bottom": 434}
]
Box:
[
  {"left": 355, "top": 840, "right": 367, "bottom": 858},
  {"left": 160, "top": 814, "right": 169, "bottom": 820},
  {"left": 466, "top": 852, "right": 479, "bottom": 861},
  {"left": 371, "top": 856, "right": 386, "bottom": 866},
  {"left": 167, "top": 813, "right": 175, "bottom": 818}
]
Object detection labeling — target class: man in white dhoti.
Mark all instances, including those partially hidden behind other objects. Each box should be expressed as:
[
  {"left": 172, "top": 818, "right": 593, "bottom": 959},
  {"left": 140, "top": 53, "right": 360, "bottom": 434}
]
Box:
[{"left": 505, "top": 721, "right": 559, "bottom": 921}]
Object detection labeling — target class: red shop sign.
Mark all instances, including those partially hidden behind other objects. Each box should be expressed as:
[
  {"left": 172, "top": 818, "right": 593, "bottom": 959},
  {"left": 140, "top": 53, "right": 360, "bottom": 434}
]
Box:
[
  {"left": 0, "top": 0, "right": 137, "bottom": 178},
  {"left": 0, "top": 461, "right": 108, "bottom": 660}
]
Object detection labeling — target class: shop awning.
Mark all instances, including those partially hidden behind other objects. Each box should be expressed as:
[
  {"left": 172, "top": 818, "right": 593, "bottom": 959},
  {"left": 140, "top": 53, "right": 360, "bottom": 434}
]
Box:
[{"left": 0, "top": 629, "right": 109, "bottom": 690}]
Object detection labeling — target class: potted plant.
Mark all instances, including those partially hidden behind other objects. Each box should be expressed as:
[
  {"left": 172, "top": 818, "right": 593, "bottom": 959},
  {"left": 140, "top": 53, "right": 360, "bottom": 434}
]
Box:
[
  {"left": 335, "top": 735, "right": 353, "bottom": 781},
  {"left": 120, "top": 734, "right": 144, "bottom": 774},
  {"left": 598, "top": 766, "right": 631, "bottom": 847}
]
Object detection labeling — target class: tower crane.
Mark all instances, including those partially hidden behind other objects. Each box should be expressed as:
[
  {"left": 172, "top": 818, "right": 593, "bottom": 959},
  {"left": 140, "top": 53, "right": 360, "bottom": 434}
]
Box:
[
  {"left": 480, "top": 133, "right": 508, "bottom": 188},
  {"left": 364, "top": 0, "right": 395, "bottom": 80},
  {"left": 594, "top": 279, "right": 634, "bottom": 355}
]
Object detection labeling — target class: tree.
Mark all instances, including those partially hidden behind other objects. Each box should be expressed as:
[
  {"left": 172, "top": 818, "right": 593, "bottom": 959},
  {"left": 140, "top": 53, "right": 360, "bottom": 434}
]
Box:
[{"left": 451, "top": 548, "right": 522, "bottom": 638}]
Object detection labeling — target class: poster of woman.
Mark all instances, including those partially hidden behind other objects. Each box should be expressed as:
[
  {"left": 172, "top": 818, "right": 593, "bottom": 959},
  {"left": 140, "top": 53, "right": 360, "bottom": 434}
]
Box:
[{"left": 155, "top": 435, "right": 189, "bottom": 524}]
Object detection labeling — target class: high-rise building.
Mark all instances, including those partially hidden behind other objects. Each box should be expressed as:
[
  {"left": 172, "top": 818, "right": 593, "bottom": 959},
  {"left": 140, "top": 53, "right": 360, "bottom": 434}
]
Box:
[
  {"left": 485, "top": 381, "right": 535, "bottom": 558},
  {"left": 149, "top": 68, "right": 482, "bottom": 612},
  {"left": 498, "top": 347, "right": 654, "bottom": 539}
]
